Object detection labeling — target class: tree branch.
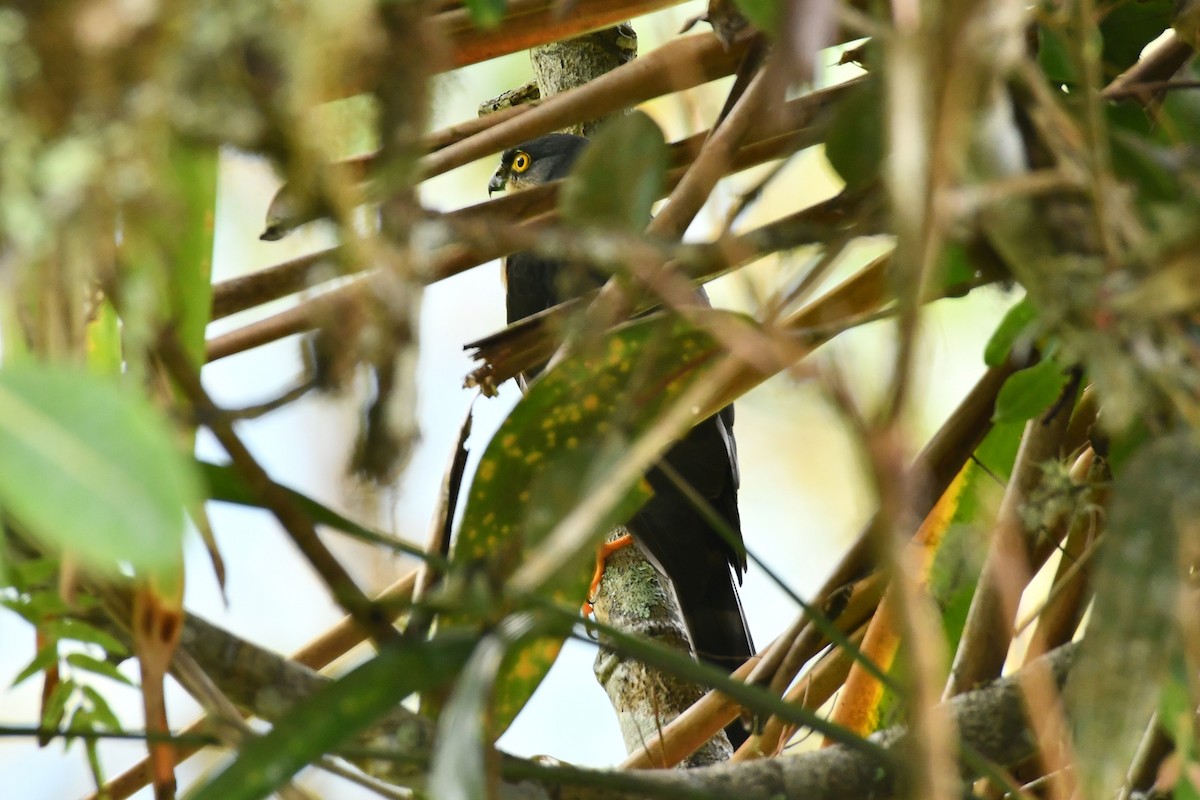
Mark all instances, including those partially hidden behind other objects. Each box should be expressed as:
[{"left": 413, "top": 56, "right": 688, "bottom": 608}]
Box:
[{"left": 137, "top": 607, "right": 1081, "bottom": 800}]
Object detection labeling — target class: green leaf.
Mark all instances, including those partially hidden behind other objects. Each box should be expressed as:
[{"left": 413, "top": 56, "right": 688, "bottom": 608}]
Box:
[
  {"left": 8, "top": 557, "right": 59, "bottom": 590},
  {"left": 1, "top": 590, "right": 75, "bottom": 624},
  {"left": 928, "top": 464, "right": 1001, "bottom": 651},
  {"left": 1110, "top": 128, "right": 1181, "bottom": 204},
  {"left": 65, "top": 704, "right": 93, "bottom": 741},
  {"left": 1105, "top": 413, "right": 1151, "bottom": 472},
  {"left": 86, "top": 299, "right": 123, "bottom": 377},
  {"left": 1037, "top": 26, "right": 1077, "bottom": 86},
  {"left": 463, "top": 0, "right": 505, "bottom": 27},
  {"left": 0, "top": 365, "right": 201, "bottom": 573},
  {"left": 1157, "top": 61, "right": 1200, "bottom": 146},
  {"left": 991, "top": 359, "right": 1068, "bottom": 424},
  {"left": 80, "top": 684, "right": 123, "bottom": 732},
  {"left": 1107, "top": 99, "right": 1153, "bottom": 139},
  {"left": 11, "top": 642, "right": 59, "bottom": 688},
  {"left": 973, "top": 419, "right": 1025, "bottom": 482},
  {"left": 65, "top": 653, "right": 134, "bottom": 686},
  {"left": 450, "top": 312, "right": 736, "bottom": 729},
  {"left": 41, "top": 677, "right": 75, "bottom": 731},
  {"left": 983, "top": 297, "right": 1036, "bottom": 367},
  {"left": 824, "top": 78, "right": 883, "bottom": 191},
  {"left": 560, "top": 111, "right": 668, "bottom": 232},
  {"left": 731, "top": 0, "right": 782, "bottom": 35},
  {"left": 189, "top": 633, "right": 476, "bottom": 800},
  {"left": 1098, "top": 0, "right": 1173, "bottom": 77},
  {"left": 1161, "top": 657, "right": 1200, "bottom": 800},
  {"left": 429, "top": 618, "right": 538, "bottom": 800},
  {"left": 199, "top": 460, "right": 427, "bottom": 560},
  {"left": 165, "top": 142, "right": 218, "bottom": 370},
  {"left": 1068, "top": 431, "right": 1200, "bottom": 800},
  {"left": 938, "top": 242, "right": 977, "bottom": 289},
  {"left": 42, "top": 618, "right": 130, "bottom": 658}
]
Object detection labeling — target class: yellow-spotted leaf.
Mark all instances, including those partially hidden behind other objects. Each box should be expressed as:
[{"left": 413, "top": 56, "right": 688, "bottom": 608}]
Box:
[{"left": 449, "top": 311, "right": 729, "bottom": 730}]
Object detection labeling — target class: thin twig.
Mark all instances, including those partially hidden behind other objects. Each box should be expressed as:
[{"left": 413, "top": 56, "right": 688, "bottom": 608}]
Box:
[
  {"left": 210, "top": 79, "right": 856, "bottom": 361},
  {"left": 740, "top": 358, "right": 1022, "bottom": 753},
  {"left": 420, "top": 31, "right": 753, "bottom": 181},
  {"left": 440, "top": 0, "right": 686, "bottom": 70},
  {"left": 405, "top": 402, "right": 475, "bottom": 642},
  {"left": 943, "top": 374, "right": 1078, "bottom": 699},
  {"left": 98, "top": 570, "right": 421, "bottom": 800},
  {"left": 1100, "top": 31, "right": 1194, "bottom": 101},
  {"left": 158, "top": 332, "right": 401, "bottom": 649}
]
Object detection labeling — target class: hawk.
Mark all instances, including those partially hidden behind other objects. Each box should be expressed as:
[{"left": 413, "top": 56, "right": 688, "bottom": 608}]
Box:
[{"left": 489, "top": 134, "right": 754, "bottom": 746}]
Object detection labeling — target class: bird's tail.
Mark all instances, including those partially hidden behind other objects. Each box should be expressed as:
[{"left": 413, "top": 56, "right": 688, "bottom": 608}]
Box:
[{"left": 673, "top": 562, "right": 754, "bottom": 749}]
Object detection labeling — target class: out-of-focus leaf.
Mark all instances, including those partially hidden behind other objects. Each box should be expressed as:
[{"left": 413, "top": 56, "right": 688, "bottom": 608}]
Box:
[
  {"left": 165, "top": 143, "right": 218, "bottom": 367},
  {"left": 65, "top": 653, "right": 134, "bottom": 686},
  {"left": 928, "top": 461, "right": 1002, "bottom": 650},
  {"left": 11, "top": 643, "right": 58, "bottom": 688},
  {"left": 824, "top": 78, "right": 883, "bottom": 191},
  {"left": 1105, "top": 414, "right": 1151, "bottom": 472},
  {"left": 1099, "top": 0, "right": 1173, "bottom": 77},
  {"left": 1160, "top": 658, "right": 1200, "bottom": 800},
  {"left": 1110, "top": 131, "right": 1182, "bottom": 203},
  {"left": 79, "top": 685, "right": 122, "bottom": 732},
  {"left": 974, "top": 420, "right": 1025, "bottom": 482},
  {"left": 429, "top": 616, "right": 537, "bottom": 800},
  {"left": 560, "top": 111, "right": 667, "bottom": 232},
  {"left": 939, "top": 242, "right": 978, "bottom": 289},
  {"left": 731, "top": 0, "right": 782, "bottom": 35},
  {"left": 992, "top": 359, "right": 1068, "bottom": 424},
  {"left": 0, "top": 295, "right": 29, "bottom": 367},
  {"left": 1038, "top": 25, "right": 1077, "bottom": 85},
  {"left": 1157, "top": 61, "right": 1200, "bottom": 146},
  {"left": 163, "top": 142, "right": 223, "bottom": 595},
  {"left": 41, "top": 618, "right": 129, "bottom": 658},
  {"left": 464, "top": 0, "right": 506, "bottom": 28},
  {"left": 85, "top": 299, "right": 122, "bottom": 376},
  {"left": 40, "top": 677, "right": 74, "bottom": 731},
  {"left": 1068, "top": 431, "right": 1200, "bottom": 800},
  {"left": 984, "top": 297, "right": 1036, "bottom": 367},
  {"left": 1107, "top": 100, "right": 1153, "bottom": 139},
  {"left": 8, "top": 558, "right": 59, "bottom": 590},
  {"left": 189, "top": 633, "right": 476, "bottom": 800},
  {"left": 1, "top": 592, "right": 74, "bottom": 624},
  {"left": 429, "top": 643, "right": 496, "bottom": 800},
  {"left": 0, "top": 365, "right": 200, "bottom": 574},
  {"left": 449, "top": 312, "right": 734, "bottom": 730},
  {"left": 199, "top": 460, "right": 427, "bottom": 559},
  {"left": 65, "top": 704, "right": 92, "bottom": 742}
]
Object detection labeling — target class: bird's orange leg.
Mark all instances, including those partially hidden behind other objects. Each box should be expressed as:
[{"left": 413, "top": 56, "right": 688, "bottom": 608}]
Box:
[{"left": 581, "top": 533, "right": 634, "bottom": 617}]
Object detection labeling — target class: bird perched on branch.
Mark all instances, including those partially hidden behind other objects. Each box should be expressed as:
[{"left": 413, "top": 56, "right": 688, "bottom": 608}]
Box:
[{"left": 489, "top": 134, "right": 754, "bottom": 745}]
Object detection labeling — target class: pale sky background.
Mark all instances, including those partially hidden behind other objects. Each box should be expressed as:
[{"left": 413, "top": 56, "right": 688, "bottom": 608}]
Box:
[{"left": 0, "top": 3, "right": 1016, "bottom": 797}]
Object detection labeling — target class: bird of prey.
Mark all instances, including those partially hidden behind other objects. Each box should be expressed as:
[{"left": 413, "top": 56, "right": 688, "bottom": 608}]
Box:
[{"left": 489, "top": 134, "right": 754, "bottom": 744}]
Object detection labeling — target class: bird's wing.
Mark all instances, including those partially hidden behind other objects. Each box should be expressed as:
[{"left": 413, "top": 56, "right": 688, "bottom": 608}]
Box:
[{"left": 504, "top": 251, "right": 607, "bottom": 326}]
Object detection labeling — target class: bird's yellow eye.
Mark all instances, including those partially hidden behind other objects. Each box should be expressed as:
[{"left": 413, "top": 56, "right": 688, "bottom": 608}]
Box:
[{"left": 511, "top": 152, "right": 531, "bottom": 173}]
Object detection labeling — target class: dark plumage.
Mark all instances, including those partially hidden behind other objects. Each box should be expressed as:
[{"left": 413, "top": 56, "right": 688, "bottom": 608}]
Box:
[{"left": 490, "top": 134, "right": 754, "bottom": 746}]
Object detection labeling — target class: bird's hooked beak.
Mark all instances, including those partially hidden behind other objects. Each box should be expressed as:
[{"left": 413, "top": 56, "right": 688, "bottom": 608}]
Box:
[{"left": 488, "top": 168, "right": 507, "bottom": 196}]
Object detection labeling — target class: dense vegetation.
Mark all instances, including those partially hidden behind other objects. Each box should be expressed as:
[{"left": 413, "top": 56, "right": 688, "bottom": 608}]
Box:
[{"left": 2, "top": 0, "right": 1199, "bottom": 798}]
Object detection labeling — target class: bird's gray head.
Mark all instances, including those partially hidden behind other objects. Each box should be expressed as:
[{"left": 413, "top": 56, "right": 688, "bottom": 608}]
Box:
[{"left": 488, "top": 133, "right": 589, "bottom": 196}]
